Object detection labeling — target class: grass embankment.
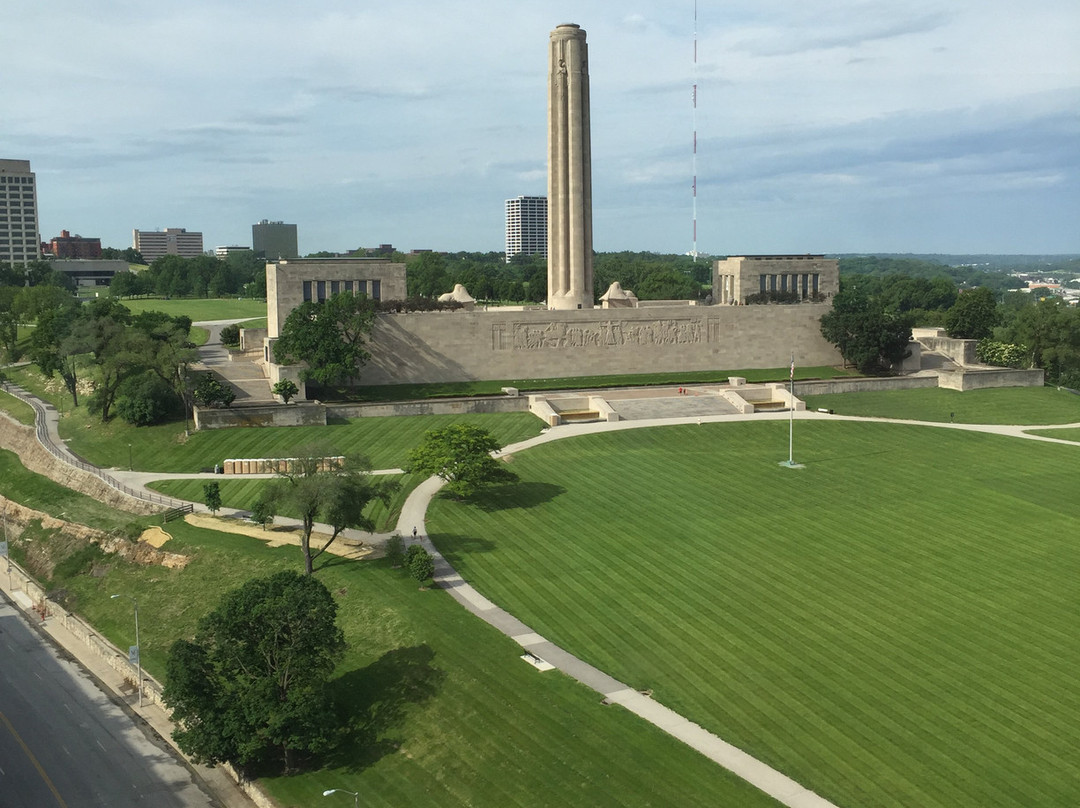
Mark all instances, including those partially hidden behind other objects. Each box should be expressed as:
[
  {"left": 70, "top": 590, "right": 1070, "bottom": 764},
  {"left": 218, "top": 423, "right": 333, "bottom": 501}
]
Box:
[
  {"left": 318, "top": 366, "right": 856, "bottom": 402},
  {"left": 803, "top": 385, "right": 1080, "bottom": 424},
  {"left": 7, "top": 480, "right": 777, "bottom": 807},
  {"left": 0, "top": 449, "right": 149, "bottom": 532},
  {"left": 0, "top": 388, "right": 36, "bottom": 425},
  {"left": 427, "top": 420, "right": 1080, "bottom": 808},
  {"left": 147, "top": 473, "right": 420, "bottom": 533}
]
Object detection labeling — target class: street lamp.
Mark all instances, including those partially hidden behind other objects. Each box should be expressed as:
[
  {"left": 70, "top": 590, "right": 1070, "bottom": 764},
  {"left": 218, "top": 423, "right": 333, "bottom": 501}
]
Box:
[
  {"left": 322, "top": 788, "right": 359, "bottom": 807},
  {"left": 110, "top": 593, "right": 142, "bottom": 707},
  {"left": 128, "top": 442, "right": 132, "bottom": 471}
]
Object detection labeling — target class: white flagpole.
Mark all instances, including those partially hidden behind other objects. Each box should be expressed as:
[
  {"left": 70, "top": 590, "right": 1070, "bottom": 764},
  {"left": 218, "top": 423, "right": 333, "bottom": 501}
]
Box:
[{"left": 788, "top": 352, "right": 795, "bottom": 465}]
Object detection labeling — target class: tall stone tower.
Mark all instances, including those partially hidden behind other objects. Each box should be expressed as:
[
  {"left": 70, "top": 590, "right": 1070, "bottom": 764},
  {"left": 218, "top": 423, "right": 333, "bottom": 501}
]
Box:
[{"left": 547, "top": 23, "right": 593, "bottom": 310}]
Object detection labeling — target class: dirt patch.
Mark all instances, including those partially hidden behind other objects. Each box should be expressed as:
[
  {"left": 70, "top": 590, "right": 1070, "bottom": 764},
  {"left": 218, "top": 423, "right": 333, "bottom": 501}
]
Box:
[
  {"left": 140, "top": 526, "right": 172, "bottom": 548},
  {"left": 184, "top": 513, "right": 380, "bottom": 560}
]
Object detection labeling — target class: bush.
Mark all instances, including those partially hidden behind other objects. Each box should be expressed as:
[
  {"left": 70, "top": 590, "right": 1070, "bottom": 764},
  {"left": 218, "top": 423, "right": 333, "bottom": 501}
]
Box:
[
  {"left": 744, "top": 290, "right": 802, "bottom": 305},
  {"left": 219, "top": 324, "right": 241, "bottom": 347},
  {"left": 115, "top": 371, "right": 182, "bottom": 426},
  {"left": 271, "top": 378, "right": 299, "bottom": 404},
  {"left": 976, "top": 340, "right": 1027, "bottom": 368},
  {"left": 250, "top": 495, "right": 276, "bottom": 528},
  {"left": 404, "top": 544, "right": 435, "bottom": 585},
  {"left": 192, "top": 373, "right": 236, "bottom": 408},
  {"left": 384, "top": 533, "right": 404, "bottom": 567}
]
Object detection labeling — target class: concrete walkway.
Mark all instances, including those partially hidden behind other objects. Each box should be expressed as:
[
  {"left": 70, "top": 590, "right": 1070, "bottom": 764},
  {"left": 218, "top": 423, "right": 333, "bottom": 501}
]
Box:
[{"left": 193, "top": 319, "right": 274, "bottom": 405}]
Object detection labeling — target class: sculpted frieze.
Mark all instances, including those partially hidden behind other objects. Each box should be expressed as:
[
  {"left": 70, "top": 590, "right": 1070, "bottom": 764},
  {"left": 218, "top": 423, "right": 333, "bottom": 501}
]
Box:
[{"left": 510, "top": 318, "right": 704, "bottom": 350}]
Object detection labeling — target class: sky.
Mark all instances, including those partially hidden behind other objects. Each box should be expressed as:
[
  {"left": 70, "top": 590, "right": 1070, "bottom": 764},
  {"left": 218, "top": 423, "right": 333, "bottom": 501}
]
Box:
[{"left": 7, "top": 1, "right": 1079, "bottom": 257}]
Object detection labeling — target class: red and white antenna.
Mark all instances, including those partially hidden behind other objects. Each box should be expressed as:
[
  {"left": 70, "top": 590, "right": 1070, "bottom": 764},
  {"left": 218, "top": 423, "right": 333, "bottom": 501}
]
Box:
[{"left": 691, "top": 0, "right": 699, "bottom": 260}]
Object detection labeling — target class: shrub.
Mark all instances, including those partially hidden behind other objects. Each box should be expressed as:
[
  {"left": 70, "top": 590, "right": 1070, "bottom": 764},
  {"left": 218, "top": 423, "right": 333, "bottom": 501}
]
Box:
[
  {"left": 219, "top": 324, "right": 241, "bottom": 346},
  {"left": 271, "top": 379, "right": 299, "bottom": 404},
  {"left": 404, "top": 544, "right": 435, "bottom": 585},
  {"left": 976, "top": 340, "right": 1027, "bottom": 368},
  {"left": 384, "top": 533, "right": 405, "bottom": 567},
  {"left": 192, "top": 374, "right": 236, "bottom": 408},
  {"left": 115, "top": 371, "right": 182, "bottom": 426}
]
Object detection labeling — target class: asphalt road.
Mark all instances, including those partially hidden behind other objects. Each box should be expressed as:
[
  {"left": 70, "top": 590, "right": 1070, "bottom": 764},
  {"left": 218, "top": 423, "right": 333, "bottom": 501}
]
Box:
[{"left": 0, "top": 600, "right": 217, "bottom": 808}]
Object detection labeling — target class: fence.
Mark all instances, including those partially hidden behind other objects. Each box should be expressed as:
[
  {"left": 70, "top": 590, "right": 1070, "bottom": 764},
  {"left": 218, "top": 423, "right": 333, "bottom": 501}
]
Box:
[{"left": 2, "top": 382, "right": 188, "bottom": 511}]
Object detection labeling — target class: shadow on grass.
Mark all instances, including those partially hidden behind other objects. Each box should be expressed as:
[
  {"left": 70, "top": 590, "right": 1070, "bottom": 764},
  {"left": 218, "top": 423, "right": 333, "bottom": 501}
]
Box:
[
  {"left": 430, "top": 532, "right": 497, "bottom": 566},
  {"left": 319, "top": 644, "right": 446, "bottom": 773},
  {"left": 457, "top": 481, "right": 566, "bottom": 512}
]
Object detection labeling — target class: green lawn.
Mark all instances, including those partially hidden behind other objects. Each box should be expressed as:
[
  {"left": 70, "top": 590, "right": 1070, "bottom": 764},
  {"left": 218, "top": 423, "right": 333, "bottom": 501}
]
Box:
[
  {"left": 427, "top": 421, "right": 1080, "bottom": 808},
  {"left": 60, "top": 410, "right": 544, "bottom": 473},
  {"left": 24, "top": 504, "right": 778, "bottom": 807},
  {"left": 1025, "top": 427, "right": 1080, "bottom": 442},
  {"left": 0, "top": 388, "right": 36, "bottom": 425},
  {"left": 147, "top": 473, "right": 420, "bottom": 533},
  {"left": 115, "top": 296, "right": 267, "bottom": 322},
  {"left": 803, "top": 385, "right": 1080, "bottom": 424}
]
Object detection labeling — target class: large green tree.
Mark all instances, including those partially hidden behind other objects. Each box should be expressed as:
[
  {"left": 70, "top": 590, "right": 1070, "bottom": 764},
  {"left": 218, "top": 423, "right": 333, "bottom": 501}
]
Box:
[
  {"left": 163, "top": 571, "right": 346, "bottom": 773},
  {"left": 269, "top": 449, "right": 396, "bottom": 575},
  {"left": 406, "top": 424, "right": 517, "bottom": 498},
  {"left": 820, "top": 284, "right": 913, "bottom": 375},
  {"left": 272, "top": 292, "right": 377, "bottom": 386},
  {"left": 945, "top": 287, "right": 998, "bottom": 339}
]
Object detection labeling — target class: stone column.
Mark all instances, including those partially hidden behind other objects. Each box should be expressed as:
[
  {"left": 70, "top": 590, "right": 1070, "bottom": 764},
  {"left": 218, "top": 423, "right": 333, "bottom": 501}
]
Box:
[{"left": 547, "top": 23, "right": 593, "bottom": 310}]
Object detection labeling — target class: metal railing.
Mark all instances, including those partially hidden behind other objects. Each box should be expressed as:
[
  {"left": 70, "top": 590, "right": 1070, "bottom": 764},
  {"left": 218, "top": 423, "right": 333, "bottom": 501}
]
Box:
[{"left": 2, "top": 381, "right": 189, "bottom": 511}]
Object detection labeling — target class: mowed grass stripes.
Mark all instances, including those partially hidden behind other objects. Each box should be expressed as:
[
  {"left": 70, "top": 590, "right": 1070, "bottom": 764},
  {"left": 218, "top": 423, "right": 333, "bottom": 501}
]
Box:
[{"left": 427, "top": 421, "right": 1080, "bottom": 807}]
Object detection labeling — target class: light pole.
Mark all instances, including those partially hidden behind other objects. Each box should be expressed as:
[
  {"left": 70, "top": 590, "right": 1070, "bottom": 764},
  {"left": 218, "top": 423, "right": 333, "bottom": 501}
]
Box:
[
  {"left": 110, "top": 593, "right": 142, "bottom": 707},
  {"left": 322, "top": 788, "right": 359, "bottom": 807},
  {"left": 128, "top": 443, "right": 133, "bottom": 471}
]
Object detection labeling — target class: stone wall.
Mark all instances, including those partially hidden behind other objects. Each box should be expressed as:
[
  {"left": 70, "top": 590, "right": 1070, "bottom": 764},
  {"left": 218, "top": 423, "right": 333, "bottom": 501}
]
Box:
[
  {"left": 938, "top": 368, "right": 1044, "bottom": 391},
  {"left": 0, "top": 414, "right": 158, "bottom": 514},
  {"left": 359, "top": 303, "right": 842, "bottom": 386},
  {"left": 334, "top": 397, "right": 530, "bottom": 418},
  {"left": 193, "top": 403, "right": 327, "bottom": 430},
  {"left": 794, "top": 376, "right": 940, "bottom": 396},
  {"left": 916, "top": 333, "right": 978, "bottom": 366}
]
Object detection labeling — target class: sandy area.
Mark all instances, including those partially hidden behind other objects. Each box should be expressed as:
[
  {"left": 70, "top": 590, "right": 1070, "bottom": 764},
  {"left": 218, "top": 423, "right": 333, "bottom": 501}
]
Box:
[
  {"left": 184, "top": 513, "right": 379, "bottom": 560},
  {"left": 140, "top": 526, "right": 173, "bottom": 548}
]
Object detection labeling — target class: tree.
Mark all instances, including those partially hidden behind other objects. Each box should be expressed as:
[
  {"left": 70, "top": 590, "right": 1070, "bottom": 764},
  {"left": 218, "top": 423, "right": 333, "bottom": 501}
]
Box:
[
  {"left": 272, "top": 450, "right": 397, "bottom": 575},
  {"left": 405, "top": 544, "right": 435, "bottom": 586},
  {"left": 820, "top": 284, "right": 913, "bottom": 375},
  {"left": 219, "top": 323, "right": 241, "bottom": 346},
  {"left": 163, "top": 571, "right": 346, "bottom": 773},
  {"left": 114, "top": 370, "right": 181, "bottom": 425},
  {"left": 406, "top": 424, "right": 517, "bottom": 498},
  {"left": 249, "top": 494, "right": 276, "bottom": 529},
  {"left": 407, "top": 251, "right": 448, "bottom": 298},
  {"left": 271, "top": 378, "right": 299, "bottom": 404},
  {"left": 945, "top": 287, "right": 998, "bottom": 340},
  {"left": 203, "top": 482, "right": 222, "bottom": 514},
  {"left": 272, "top": 292, "right": 377, "bottom": 386},
  {"left": 192, "top": 374, "right": 236, "bottom": 408}
]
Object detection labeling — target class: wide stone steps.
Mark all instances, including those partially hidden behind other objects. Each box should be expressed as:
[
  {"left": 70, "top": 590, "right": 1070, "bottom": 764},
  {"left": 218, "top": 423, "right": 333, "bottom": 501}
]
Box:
[{"left": 610, "top": 395, "right": 741, "bottom": 421}]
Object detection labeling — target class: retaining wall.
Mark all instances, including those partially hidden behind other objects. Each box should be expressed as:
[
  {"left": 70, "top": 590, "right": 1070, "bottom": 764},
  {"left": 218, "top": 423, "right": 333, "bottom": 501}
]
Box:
[
  {"left": 193, "top": 403, "right": 327, "bottom": 429},
  {"left": 333, "top": 396, "right": 530, "bottom": 419}
]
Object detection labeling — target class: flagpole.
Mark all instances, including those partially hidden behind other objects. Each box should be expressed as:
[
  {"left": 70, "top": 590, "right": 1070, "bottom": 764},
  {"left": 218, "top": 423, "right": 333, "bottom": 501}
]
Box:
[{"left": 788, "top": 352, "right": 794, "bottom": 465}]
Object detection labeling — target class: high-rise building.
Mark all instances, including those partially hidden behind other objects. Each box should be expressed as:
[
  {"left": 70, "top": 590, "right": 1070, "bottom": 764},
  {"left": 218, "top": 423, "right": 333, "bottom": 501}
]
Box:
[
  {"left": 252, "top": 219, "right": 298, "bottom": 259},
  {"left": 133, "top": 228, "right": 204, "bottom": 262},
  {"left": 505, "top": 196, "right": 547, "bottom": 263},
  {"left": 547, "top": 23, "right": 593, "bottom": 309},
  {"left": 0, "top": 159, "right": 41, "bottom": 265}
]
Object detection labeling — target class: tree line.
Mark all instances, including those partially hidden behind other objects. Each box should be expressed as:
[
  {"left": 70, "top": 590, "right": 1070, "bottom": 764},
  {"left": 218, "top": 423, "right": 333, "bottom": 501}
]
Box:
[{"left": 109, "top": 252, "right": 267, "bottom": 299}]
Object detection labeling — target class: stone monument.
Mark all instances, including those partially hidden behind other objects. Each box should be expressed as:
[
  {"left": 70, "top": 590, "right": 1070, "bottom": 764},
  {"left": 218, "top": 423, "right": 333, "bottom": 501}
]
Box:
[{"left": 547, "top": 23, "right": 594, "bottom": 310}]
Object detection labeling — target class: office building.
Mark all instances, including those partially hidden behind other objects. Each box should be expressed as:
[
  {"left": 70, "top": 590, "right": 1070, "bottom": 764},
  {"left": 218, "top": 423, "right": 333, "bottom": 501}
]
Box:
[
  {"left": 252, "top": 219, "right": 298, "bottom": 259},
  {"left": 133, "top": 228, "right": 204, "bottom": 262},
  {"left": 505, "top": 196, "right": 547, "bottom": 263},
  {"left": 47, "top": 230, "right": 102, "bottom": 259},
  {"left": 0, "top": 159, "right": 41, "bottom": 265}
]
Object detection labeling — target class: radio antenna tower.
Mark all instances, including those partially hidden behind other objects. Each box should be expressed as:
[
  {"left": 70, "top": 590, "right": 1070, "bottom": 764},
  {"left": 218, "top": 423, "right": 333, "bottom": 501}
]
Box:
[{"left": 691, "top": 0, "right": 699, "bottom": 261}]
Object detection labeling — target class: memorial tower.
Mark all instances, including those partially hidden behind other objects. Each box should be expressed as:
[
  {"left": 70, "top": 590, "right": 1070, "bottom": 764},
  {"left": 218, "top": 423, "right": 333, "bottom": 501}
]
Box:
[{"left": 547, "top": 23, "right": 593, "bottom": 310}]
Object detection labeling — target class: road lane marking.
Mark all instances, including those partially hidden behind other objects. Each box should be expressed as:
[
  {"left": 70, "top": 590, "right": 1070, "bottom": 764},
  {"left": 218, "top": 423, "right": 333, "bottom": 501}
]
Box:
[{"left": 0, "top": 709, "right": 69, "bottom": 807}]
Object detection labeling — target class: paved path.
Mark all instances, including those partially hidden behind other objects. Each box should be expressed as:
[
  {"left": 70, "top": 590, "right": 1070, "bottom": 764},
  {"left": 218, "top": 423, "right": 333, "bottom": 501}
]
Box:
[{"left": 193, "top": 319, "right": 274, "bottom": 405}]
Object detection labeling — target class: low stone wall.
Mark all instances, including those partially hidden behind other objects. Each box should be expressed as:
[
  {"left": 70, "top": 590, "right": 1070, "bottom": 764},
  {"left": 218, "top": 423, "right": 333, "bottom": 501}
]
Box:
[
  {"left": 938, "top": 368, "right": 1044, "bottom": 391},
  {"left": 333, "top": 396, "right": 530, "bottom": 418},
  {"left": 193, "top": 403, "right": 327, "bottom": 429},
  {"left": 917, "top": 335, "right": 977, "bottom": 366},
  {"left": 794, "top": 376, "right": 939, "bottom": 396}
]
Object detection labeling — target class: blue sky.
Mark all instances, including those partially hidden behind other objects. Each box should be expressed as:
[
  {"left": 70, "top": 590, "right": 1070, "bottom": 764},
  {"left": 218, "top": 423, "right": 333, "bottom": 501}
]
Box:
[{"left": 7, "top": 1, "right": 1079, "bottom": 256}]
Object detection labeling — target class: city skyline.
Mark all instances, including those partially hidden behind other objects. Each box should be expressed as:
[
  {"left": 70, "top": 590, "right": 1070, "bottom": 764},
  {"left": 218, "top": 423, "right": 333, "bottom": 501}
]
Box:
[{"left": 6, "top": 1, "right": 1079, "bottom": 257}]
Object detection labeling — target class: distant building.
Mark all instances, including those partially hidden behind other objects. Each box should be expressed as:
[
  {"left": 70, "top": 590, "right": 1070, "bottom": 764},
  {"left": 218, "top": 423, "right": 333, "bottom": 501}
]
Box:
[
  {"left": 48, "top": 258, "right": 129, "bottom": 288},
  {"left": 47, "top": 230, "right": 102, "bottom": 259},
  {"left": 0, "top": 159, "right": 41, "bottom": 265},
  {"left": 505, "top": 196, "right": 547, "bottom": 263},
  {"left": 215, "top": 245, "right": 253, "bottom": 259},
  {"left": 713, "top": 255, "right": 840, "bottom": 305},
  {"left": 133, "top": 228, "right": 204, "bottom": 262},
  {"left": 252, "top": 219, "right": 298, "bottom": 259}
]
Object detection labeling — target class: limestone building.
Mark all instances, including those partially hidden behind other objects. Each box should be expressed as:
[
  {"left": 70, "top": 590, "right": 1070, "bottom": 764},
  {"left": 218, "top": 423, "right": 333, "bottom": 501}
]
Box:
[
  {"left": 505, "top": 196, "right": 547, "bottom": 263},
  {"left": 133, "top": 228, "right": 204, "bottom": 261},
  {"left": 0, "top": 159, "right": 41, "bottom": 265},
  {"left": 713, "top": 255, "right": 839, "bottom": 305},
  {"left": 266, "top": 258, "right": 407, "bottom": 338},
  {"left": 547, "top": 23, "right": 593, "bottom": 310}
]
